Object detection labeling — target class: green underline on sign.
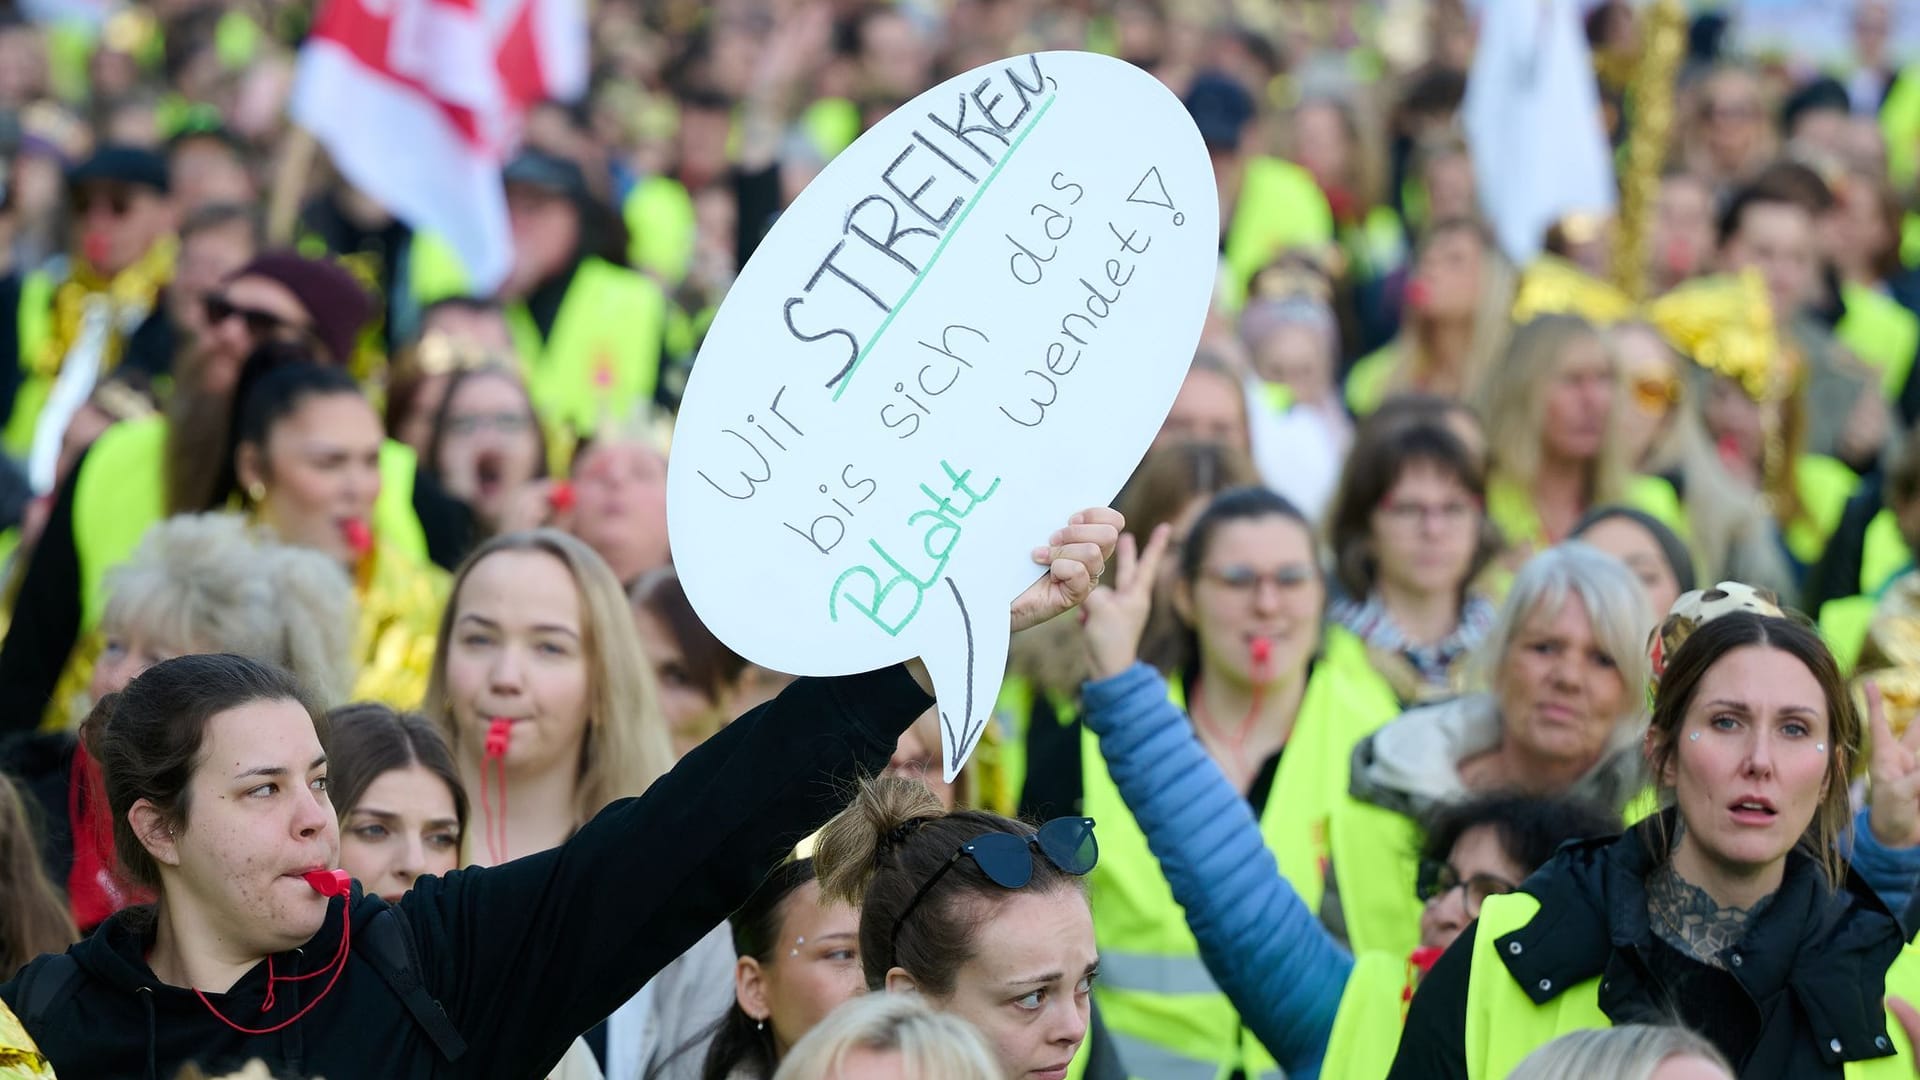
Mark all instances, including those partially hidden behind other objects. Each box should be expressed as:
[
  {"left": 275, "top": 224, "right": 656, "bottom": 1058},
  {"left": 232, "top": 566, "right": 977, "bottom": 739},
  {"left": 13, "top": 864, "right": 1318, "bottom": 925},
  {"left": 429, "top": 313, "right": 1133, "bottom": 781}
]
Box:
[{"left": 830, "top": 94, "right": 1058, "bottom": 403}]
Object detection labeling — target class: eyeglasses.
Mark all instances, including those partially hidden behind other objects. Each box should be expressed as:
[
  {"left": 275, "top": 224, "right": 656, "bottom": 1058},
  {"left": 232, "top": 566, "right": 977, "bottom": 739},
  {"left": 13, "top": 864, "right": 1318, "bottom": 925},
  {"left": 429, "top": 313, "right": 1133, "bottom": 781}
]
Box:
[
  {"left": 1376, "top": 499, "right": 1479, "bottom": 530},
  {"left": 890, "top": 817, "right": 1098, "bottom": 965},
  {"left": 1415, "top": 859, "right": 1519, "bottom": 916},
  {"left": 1199, "top": 565, "right": 1316, "bottom": 594},
  {"left": 204, "top": 294, "right": 308, "bottom": 340},
  {"left": 1630, "top": 373, "right": 1681, "bottom": 414},
  {"left": 445, "top": 411, "right": 535, "bottom": 437}
]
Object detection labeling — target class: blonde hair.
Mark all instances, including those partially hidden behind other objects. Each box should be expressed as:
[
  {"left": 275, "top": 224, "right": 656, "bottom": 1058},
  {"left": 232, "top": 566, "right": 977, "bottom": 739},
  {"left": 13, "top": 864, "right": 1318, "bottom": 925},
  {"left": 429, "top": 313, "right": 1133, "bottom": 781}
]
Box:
[
  {"left": 1608, "top": 322, "right": 1793, "bottom": 591},
  {"left": 424, "top": 529, "right": 673, "bottom": 826},
  {"left": 97, "top": 512, "right": 357, "bottom": 706},
  {"left": 1508, "top": 1025, "right": 1732, "bottom": 1080},
  {"left": 1384, "top": 219, "right": 1517, "bottom": 399},
  {"left": 1480, "top": 315, "right": 1632, "bottom": 510},
  {"left": 771, "top": 993, "right": 1002, "bottom": 1080}
]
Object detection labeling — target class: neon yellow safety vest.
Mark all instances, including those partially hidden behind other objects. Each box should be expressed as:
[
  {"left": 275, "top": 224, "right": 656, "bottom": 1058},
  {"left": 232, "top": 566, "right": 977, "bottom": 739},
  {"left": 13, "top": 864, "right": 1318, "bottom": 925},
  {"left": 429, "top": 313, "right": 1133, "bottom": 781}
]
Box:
[
  {"left": 622, "top": 175, "right": 697, "bottom": 287},
  {"left": 801, "top": 98, "right": 862, "bottom": 162},
  {"left": 71, "top": 417, "right": 429, "bottom": 634},
  {"left": 1220, "top": 157, "right": 1335, "bottom": 313},
  {"left": 1344, "top": 344, "right": 1397, "bottom": 417},
  {"left": 1863, "top": 509, "right": 1909, "bottom": 595},
  {"left": 1838, "top": 282, "right": 1920, "bottom": 400},
  {"left": 1084, "top": 628, "right": 1400, "bottom": 1080},
  {"left": 1485, "top": 474, "right": 1687, "bottom": 559},
  {"left": 502, "top": 256, "right": 667, "bottom": 440},
  {"left": 1326, "top": 793, "right": 1426, "bottom": 960},
  {"left": 1321, "top": 950, "right": 1416, "bottom": 1080},
  {"left": 6, "top": 271, "right": 57, "bottom": 460},
  {"left": 1824, "top": 594, "right": 1879, "bottom": 676},
  {"left": 1463, "top": 892, "right": 1914, "bottom": 1080},
  {"left": 1788, "top": 454, "right": 1862, "bottom": 567}
]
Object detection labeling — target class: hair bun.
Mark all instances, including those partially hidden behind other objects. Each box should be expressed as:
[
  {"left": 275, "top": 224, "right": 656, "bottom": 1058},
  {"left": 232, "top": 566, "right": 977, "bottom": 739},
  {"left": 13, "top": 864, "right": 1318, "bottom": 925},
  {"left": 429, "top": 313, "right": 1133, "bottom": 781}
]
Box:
[{"left": 813, "top": 777, "right": 947, "bottom": 906}]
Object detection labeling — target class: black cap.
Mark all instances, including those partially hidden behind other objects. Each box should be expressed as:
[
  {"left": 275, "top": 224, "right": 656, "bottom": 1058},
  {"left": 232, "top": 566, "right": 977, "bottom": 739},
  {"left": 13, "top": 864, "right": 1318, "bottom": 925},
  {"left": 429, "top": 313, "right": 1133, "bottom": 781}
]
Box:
[
  {"left": 66, "top": 144, "right": 168, "bottom": 194},
  {"left": 503, "top": 149, "right": 591, "bottom": 204},
  {"left": 1781, "top": 76, "right": 1852, "bottom": 135},
  {"left": 1183, "top": 72, "right": 1255, "bottom": 151}
]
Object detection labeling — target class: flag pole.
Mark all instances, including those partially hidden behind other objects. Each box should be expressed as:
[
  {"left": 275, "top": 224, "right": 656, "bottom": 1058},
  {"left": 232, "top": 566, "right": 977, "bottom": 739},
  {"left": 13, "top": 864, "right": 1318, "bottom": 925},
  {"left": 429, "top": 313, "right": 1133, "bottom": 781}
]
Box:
[{"left": 267, "top": 124, "right": 321, "bottom": 247}]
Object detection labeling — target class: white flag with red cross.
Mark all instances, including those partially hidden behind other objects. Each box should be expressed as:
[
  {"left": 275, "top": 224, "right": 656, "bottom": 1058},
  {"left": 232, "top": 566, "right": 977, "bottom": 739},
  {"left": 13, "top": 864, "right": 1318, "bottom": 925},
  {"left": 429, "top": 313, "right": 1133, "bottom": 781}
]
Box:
[{"left": 289, "top": 0, "right": 585, "bottom": 292}]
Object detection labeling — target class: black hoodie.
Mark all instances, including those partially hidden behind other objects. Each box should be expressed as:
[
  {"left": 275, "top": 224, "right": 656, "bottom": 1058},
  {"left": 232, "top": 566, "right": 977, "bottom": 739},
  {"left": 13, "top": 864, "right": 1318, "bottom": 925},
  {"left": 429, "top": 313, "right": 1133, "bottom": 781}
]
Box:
[
  {"left": 1388, "top": 815, "right": 1908, "bottom": 1079},
  {"left": 1, "top": 665, "right": 931, "bottom": 1079}
]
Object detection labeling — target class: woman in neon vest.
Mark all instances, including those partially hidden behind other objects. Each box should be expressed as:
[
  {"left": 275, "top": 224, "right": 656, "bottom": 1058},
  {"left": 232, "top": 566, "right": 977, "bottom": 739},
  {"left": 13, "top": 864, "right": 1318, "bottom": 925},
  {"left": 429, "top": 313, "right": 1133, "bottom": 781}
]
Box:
[
  {"left": 1323, "top": 417, "right": 1501, "bottom": 705},
  {"left": 810, "top": 776, "right": 1120, "bottom": 1080},
  {"left": 1075, "top": 486, "right": 1400, "bottom": 1080},
  {"left": 1072, "top": 540, "right": 1920, "bottom": 1080},
  {"left": 1480, "top": 315, "right": 1683, "bottom": 569},
  {"left": 1390, "top": 583, "right": 1920, "bottom": 1078},
  {"left": 229, "top": 361, "right": 447, "bottom": 709},
  {"left": 1338, "top": 543, "right": 1653, "bottom": 959},
  {"left": 1343, "top": 220, "right": 1515, "bottom": 416},
  {"left": 1607, "top": 322, "right": 1793, "bottom": 594}
]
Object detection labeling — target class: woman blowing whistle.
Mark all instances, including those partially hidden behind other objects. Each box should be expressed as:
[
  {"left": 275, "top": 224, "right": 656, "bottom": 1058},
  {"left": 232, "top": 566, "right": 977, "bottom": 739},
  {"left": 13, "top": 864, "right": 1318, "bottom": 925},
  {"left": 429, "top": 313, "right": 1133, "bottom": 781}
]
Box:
[{"left": 0, "top": 511, "right": 1120, "bottom": 1080}]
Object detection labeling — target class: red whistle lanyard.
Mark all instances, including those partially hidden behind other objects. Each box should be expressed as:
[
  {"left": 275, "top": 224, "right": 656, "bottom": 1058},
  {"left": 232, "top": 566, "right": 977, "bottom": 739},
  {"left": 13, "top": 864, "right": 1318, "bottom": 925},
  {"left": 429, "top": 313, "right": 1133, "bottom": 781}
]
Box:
[
  {"left": 478, "top": 718, "right": 512, "bottom": 864},
  {"left": 196, "top": 873, "right": 352, "bottom": 1035}
]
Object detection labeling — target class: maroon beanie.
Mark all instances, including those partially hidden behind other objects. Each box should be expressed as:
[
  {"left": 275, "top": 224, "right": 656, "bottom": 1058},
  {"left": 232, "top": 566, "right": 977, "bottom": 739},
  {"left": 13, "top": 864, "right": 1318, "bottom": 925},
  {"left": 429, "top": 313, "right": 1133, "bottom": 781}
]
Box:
[{"left": 227, "top": 252, "right": 376, "bottom": 366}]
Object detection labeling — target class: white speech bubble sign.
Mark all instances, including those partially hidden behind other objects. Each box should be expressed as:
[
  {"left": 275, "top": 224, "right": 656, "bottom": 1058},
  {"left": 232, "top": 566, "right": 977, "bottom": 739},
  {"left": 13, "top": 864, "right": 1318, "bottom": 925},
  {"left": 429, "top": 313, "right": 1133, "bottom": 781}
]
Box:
[{"left": 668, "top": 51, "right": 1217, "bottom": 781}]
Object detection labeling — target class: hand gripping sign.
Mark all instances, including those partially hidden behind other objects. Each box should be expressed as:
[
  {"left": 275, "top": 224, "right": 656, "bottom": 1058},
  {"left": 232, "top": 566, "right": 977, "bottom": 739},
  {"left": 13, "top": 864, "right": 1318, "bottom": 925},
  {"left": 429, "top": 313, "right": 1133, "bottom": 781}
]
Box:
[{"left": 668, "top": 51, "right": 1217, "bottom": 781}]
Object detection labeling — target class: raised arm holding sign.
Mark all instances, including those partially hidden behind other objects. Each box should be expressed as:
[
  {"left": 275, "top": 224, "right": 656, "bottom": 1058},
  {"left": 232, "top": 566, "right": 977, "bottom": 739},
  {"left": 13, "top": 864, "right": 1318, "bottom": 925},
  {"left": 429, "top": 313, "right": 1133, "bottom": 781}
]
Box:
[{"left": 669, "top": 51, "right": 1219, "bottom": 780}]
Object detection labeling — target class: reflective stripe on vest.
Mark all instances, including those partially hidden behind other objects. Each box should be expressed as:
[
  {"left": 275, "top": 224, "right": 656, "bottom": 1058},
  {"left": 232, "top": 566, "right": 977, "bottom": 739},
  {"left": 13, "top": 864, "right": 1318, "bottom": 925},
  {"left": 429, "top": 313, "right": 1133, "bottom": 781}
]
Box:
[
  {"left": 505, "top": 256, "right": 666, "bottom": 441},
  {"left": 1322, "top": 950, "right": 1414, "bottom": 1080},
  {"left": 1464, "top": 892, "right": 1914, "bottom": 1080},
  {"left": 73, "top": 419, "right": 428, "bottom": 632},
  {"left": 1103, "top": 1029, "right": 1282, "bottom": 1080},
  {"left": 1085, "top": 627, "right": 1399, "bottom": 1079}
]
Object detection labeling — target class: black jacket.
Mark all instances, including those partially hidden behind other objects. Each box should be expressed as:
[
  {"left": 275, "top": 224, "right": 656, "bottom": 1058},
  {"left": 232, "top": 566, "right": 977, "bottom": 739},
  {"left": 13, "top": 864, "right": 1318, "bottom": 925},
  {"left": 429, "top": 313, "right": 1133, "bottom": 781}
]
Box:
[
  {"left": 1388, "top": 819, "right": 1908, "bottom": 1079},
  {"left": 1, "top": 665, "right": 931, "bottom": 1079}
]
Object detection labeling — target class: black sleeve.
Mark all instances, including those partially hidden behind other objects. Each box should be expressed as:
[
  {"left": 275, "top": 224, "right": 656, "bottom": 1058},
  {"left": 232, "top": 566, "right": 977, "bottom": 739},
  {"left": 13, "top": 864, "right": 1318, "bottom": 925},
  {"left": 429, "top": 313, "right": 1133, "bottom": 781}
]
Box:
[
  {"left": 409, "top": 464, "right": 477, "bottom": 572},
  {"left": 1803, "top": 479, "right": 1881, "bottom": 615},
  {"left": 1383, "top": 920, "right": 1474, "bottom": 1080},
  {"left": 403, "top": 663, "right": 932, "bottom": 1080},
  {"left": 121, "top": 302, "right": 177, "bottom": 381},
  {"left": 0, "top": 455, "right": 85, "bottom": 735}
]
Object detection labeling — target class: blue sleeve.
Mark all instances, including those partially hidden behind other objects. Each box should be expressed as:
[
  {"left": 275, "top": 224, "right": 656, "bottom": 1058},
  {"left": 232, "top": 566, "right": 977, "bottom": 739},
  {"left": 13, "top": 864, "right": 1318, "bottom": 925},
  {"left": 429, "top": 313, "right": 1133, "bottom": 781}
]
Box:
[
  {"left": 1081, "top": 663, "right": 1355, "bottom": 1079},
  {"left": 1848, "top": 804, "right": 1920, "bottom": 929}
]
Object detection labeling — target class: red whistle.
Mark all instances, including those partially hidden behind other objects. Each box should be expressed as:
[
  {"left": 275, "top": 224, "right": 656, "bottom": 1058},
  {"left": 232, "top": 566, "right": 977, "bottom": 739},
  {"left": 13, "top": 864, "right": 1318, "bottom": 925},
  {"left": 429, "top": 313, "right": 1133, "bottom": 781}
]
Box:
[
  {"left": 484, "top": 717, "right": 512, "bottom": 759},
  {"left": 82, "top": 231, "right": 112, "bottom": 270},
  {"left": 1404, "top": 278, "right": 1431, "bottom": 312},
  {"left": 341, "top": 519, "right": 373, "bottom": 557},
  {"left": 547, "top": 482, "right": 575, "bottom": 513},
  {"left": 1250, "top": 637, "right": 1273, "bottom": 666},
  {"left": 303, "top": 868, "right": 352, "bottom": 898}
]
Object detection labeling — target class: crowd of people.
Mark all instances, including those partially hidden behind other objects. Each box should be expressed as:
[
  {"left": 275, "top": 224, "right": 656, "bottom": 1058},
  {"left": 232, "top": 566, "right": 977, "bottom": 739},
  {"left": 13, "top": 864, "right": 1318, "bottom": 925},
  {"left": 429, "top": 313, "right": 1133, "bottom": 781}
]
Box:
[{"left": 8, "top": 0, "right": 1920, "bottom": 1077}]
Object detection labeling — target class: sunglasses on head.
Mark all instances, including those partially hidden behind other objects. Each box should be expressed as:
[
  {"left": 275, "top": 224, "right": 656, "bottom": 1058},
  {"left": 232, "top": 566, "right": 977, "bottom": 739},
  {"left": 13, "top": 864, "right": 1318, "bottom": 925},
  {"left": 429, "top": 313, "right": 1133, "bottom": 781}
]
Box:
[
  {"left": 204, "top": 294, "right": 305, "bottom": 339},
  {"left": 890, "top": 817, "right": 1099, "bottom": 964}
]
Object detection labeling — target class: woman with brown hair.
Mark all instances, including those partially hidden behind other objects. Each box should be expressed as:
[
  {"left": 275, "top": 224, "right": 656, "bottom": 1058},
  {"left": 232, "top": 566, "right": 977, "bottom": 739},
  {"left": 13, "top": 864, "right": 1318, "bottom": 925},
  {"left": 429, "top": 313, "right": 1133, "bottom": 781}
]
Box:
[
  {"left": 0, "top": 771, "right": 74, "bottom": 979},
  {"left": 1390, "top": 593, "right": 1920, "bottom": 1077}
]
